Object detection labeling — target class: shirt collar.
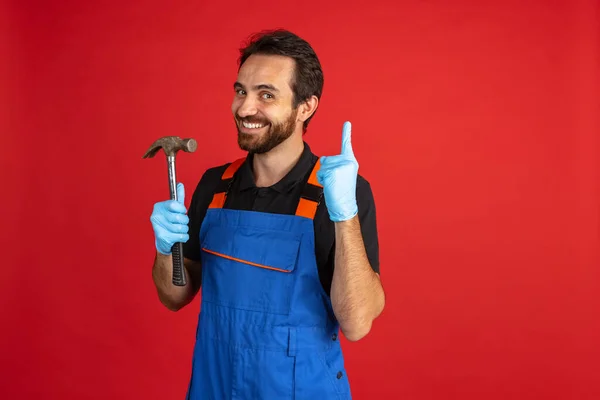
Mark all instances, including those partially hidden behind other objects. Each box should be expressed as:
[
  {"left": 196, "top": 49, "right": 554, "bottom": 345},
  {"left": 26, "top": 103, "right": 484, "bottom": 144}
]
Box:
[{"left": 238, "top": 142, "right": 315, "bottom": 193}]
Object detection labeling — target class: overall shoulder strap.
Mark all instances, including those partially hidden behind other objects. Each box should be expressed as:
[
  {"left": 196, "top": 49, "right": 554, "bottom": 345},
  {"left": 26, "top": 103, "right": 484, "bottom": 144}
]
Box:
[
  {"left": 295, "top": 159, "right": 323, "bottom": 220},
  {"left": 208, "top": 157, "right": 245, "bottom": 209}
]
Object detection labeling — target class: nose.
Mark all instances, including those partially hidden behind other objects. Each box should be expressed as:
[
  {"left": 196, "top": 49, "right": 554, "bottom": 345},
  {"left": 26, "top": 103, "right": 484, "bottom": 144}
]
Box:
[{"left": 235, "top": 96, "right": 258, "bottom": 119}]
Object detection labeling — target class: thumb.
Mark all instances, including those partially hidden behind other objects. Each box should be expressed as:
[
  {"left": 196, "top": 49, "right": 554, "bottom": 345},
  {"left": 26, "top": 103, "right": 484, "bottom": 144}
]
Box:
[
  {"left": 176, "top": 182, "right": 185, "bottom": 204},
  {"left": 341, "top": 121, "right": 353, "bottom": 156}
]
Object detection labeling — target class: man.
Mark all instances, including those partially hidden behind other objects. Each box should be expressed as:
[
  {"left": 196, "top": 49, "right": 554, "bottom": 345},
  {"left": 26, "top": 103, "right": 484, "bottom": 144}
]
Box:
[{"left": 149, "top": 29, "right": 385, "bottom": 399}]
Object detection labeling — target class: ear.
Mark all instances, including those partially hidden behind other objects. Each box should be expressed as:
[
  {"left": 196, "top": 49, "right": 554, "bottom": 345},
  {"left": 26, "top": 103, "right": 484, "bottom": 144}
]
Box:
[{"left": 297, "top": 95, "right": 319, "bottom": 123}]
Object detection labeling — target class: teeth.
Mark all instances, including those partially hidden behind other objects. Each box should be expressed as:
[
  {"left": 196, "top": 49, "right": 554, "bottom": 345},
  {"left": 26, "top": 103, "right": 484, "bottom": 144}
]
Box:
[{"left": 242, "top": 121, "right": 265, "bottom": 129}]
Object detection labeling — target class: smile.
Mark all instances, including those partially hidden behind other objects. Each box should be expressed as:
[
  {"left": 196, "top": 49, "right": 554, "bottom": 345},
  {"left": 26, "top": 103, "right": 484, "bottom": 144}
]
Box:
[{"left": 242, "top": 121, "right": 267, "bottom": 129}]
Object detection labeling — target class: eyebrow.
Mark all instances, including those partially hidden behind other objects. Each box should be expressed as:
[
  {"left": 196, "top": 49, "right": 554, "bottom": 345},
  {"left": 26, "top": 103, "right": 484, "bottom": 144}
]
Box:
[{"left": 233, "top": 81, "right": 279, "bottom": 92}]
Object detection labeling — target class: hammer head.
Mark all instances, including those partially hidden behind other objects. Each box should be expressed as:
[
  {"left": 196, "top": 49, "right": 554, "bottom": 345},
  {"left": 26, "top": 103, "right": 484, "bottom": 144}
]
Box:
[{"left": 143, "top": 136, "right": 198, "bottom": 158}]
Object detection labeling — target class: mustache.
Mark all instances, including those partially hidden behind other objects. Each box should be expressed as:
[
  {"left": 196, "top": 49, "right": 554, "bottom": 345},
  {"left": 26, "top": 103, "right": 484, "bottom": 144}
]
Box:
[{"left": 237, "top": 116, "right": 269, "bottom": 125}]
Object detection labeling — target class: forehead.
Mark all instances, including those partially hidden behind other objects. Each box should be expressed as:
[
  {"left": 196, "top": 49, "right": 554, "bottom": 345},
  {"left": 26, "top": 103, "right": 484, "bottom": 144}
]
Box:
[{"left": 237, "top": 54, "right": 295, "bottom": 92}]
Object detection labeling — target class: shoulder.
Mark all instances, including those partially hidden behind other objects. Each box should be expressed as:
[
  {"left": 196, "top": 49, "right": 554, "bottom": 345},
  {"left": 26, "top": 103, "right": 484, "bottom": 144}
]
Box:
[
  {"left": 355, "top": 173, "right": 377, "bottom": 219},
  {"left": 193, "top": 163, "right": 226, "bottom": 191},
  {"left": 355, "top": 174, "right": 377, "bottom": 223},
  {"left": 189, "top": 159, "right": 241, "bottom": 204},
  {"left": 356, "top": 174, "right": 373, "bottom": 194},
  {"left": 355, "top": 173, "right": 375, "bottom": 206}
]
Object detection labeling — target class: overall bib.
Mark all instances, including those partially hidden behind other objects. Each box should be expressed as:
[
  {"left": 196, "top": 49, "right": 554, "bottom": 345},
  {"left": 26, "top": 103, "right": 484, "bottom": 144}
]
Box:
[{"left": 186, "top": 158, "right": 352, "bottom": 400}]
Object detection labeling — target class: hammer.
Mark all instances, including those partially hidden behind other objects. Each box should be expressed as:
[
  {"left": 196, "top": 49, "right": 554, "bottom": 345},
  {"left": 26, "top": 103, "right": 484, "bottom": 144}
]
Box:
[{"left": 143, "top": 136, "right": 197, "bottom": 286}]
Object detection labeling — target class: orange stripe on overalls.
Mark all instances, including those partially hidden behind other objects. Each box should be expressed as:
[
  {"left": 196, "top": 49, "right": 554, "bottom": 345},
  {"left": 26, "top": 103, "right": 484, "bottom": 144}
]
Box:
[
  {"left": 295, "top": 159, "right": 322, "bottom": 220},
  {"left": 208, "top": 157, "right": 245, "bottom": 209}
]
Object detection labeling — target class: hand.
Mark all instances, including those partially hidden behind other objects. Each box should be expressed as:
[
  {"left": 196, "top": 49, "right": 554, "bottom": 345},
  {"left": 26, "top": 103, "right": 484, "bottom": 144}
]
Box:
[
  {"left": 150, "top": 183, "right": 190, "bottom": 255},
  {"left": 317, "top": 121, "right": 359, "bottom": 222}
]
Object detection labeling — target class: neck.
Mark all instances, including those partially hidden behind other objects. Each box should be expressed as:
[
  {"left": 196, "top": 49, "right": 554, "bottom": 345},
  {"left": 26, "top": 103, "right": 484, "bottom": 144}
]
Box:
[{"left": 252, "top": 133, "right": 304, "bottom": 188}]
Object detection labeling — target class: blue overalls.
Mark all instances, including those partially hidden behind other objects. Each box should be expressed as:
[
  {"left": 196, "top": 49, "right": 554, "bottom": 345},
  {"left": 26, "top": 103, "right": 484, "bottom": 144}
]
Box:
[{"left": 186, "top": 158, "right": 352, "bottom": 400}]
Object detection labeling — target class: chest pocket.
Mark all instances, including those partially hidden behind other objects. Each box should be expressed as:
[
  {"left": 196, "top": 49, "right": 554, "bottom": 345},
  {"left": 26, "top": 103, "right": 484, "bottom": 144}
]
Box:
[{"left": 200, "top": 224, "right": 301, "bottom": 316}]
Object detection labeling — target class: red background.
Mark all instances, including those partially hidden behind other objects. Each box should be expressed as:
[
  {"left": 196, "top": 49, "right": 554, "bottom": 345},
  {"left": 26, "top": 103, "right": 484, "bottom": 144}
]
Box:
[{"left": 2, "top": 0, "right": 599, "bottom": 399}]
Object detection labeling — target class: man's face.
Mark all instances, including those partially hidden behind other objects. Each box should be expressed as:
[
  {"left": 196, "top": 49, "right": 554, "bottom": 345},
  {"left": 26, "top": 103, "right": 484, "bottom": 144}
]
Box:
[{"left": 232, "top": 54, "right": 300, "bottom": 154}]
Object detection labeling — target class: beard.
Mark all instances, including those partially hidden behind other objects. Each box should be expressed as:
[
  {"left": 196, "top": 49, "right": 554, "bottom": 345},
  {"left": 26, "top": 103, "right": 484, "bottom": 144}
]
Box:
[{"left": 236, "top": 108, "right": 298, "bottom": 154}]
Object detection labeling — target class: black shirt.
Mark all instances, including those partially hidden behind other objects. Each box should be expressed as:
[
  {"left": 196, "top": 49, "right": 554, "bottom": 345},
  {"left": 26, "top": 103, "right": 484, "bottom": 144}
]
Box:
[{"left": 183, "top": 142, "right": 380, "bottom": 295}]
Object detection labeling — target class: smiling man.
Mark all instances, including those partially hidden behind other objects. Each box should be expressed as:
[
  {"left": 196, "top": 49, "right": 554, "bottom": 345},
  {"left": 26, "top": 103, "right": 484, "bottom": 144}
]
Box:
[{"left": 149, "top": 29, "right": 385, "bottom": 399}]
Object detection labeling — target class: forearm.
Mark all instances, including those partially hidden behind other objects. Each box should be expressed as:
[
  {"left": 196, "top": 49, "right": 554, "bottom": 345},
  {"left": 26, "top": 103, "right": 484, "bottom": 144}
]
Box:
[
  {"left": 330, "top": 215, "right": 385, "bottom": 341},
  {"left": 152, "top": 252, "right": 198, "bottom": 311}
]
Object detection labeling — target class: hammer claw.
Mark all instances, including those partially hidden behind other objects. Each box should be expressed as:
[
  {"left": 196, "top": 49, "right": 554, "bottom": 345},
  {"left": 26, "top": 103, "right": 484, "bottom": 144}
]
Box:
[{"left": 142, "top": 145, "right": 162, "bottom": 159}]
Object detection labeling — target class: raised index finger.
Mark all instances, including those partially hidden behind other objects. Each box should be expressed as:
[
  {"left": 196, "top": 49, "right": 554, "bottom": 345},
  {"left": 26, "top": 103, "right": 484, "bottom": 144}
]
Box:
[{"left": 341, "top": 121, "right": 353, "bottom": 156}]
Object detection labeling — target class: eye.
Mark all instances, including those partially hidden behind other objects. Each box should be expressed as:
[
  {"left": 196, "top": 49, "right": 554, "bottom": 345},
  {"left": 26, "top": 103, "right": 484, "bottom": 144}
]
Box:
[
  {"left": 235, "top": 89, "right": 246, "bottom": 96},
  {"left": 261, "top": 92, "right": 274, "bottom": 99}
]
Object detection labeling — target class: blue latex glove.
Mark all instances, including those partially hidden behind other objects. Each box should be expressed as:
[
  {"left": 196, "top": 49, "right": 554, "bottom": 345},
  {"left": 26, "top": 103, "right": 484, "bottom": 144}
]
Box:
[
  {"left": 317, "top": 121, "right": 359, "bottom": 222},
  {"left": 150, "top": 182, "right": 190, "bottom": 255}
]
